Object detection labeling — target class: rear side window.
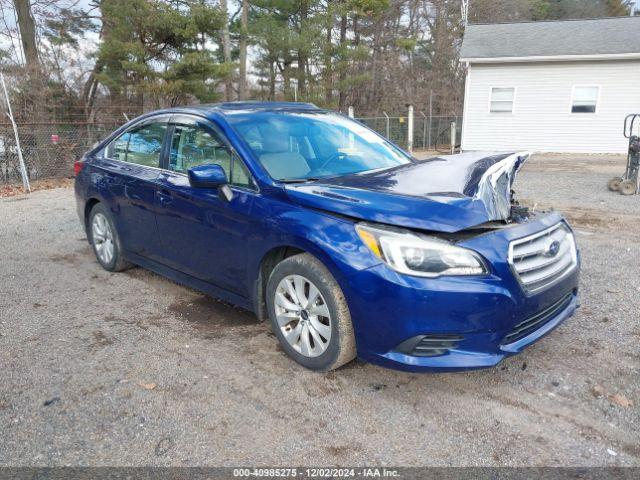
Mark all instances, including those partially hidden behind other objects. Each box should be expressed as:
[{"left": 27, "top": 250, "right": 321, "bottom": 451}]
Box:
[
  {"left": 109, "top": 133, "right": 130, "bottom": 161},
  {"left": 106, "top": 122, "right": 167, "bottom": 167}
]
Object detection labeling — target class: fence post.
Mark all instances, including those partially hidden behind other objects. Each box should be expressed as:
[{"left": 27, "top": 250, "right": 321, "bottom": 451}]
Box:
[
  {"left": 382, "top": 111, "right": 390, "bottom": 139},
  {"left": 407, "top": 104, "right": 414, "bottom": 153},
  {"left": 0, "top": 72, "right": 30, "bottom": 192},
  {"left": 450, "top": 121, "right": 457, "bottom": 155},
  {"left": 348, "top": 106, "right": 354, "bottom": 118},
  {"left": 420, "top": 111, "right": 427, "bottom": 150},
  {"left": 428, "top": 90, "right": 433, "bottom": 149},
  {"left": 455, "top": 115, "right": 460, "bottom": 150}
]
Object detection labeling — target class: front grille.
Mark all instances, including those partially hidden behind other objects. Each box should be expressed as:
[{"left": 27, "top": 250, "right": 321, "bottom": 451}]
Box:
[
  {"left": 501, "top": 292, "right": 573, "bottom": 345},
  {"left": 509, "top": 223, "right": 577, "bottom": 293},
  {"left": 412, "top": 335, "right": 464, "bottom": 357}
]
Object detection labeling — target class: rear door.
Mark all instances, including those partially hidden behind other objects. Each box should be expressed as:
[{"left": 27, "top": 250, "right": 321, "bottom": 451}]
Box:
[
  {"left": 99, "top": 117, "right": 169, "bottom": 259},
  {"left": 154, "top": 115, "right": 258, "bottom": 296}
]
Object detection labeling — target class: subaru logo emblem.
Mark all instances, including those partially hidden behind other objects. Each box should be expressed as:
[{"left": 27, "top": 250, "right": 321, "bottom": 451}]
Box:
[{"left": 546, "top": 240, "right": 561, "bottom": 257}]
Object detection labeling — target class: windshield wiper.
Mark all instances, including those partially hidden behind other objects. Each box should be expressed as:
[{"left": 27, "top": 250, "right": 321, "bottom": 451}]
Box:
[{"left": 280, "top": 177, "right": 321, "bottom": 183}]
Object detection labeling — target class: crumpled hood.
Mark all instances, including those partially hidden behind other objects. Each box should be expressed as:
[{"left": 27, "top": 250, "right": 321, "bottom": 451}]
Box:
[{"left": 284, "top": 151, "right": 530, "bottom": 233}]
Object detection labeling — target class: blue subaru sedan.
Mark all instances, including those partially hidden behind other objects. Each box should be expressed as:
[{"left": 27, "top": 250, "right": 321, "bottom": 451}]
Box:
[{"left": 74, "top": 102, "right": 580, "bottom": 372}]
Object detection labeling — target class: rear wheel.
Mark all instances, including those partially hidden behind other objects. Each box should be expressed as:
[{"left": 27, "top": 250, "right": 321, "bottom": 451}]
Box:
[
  {"left": 620, "top": 180, "right": 637, "bottom": 196},
  {"left": 607, "top": 177, "right": 623, "bottom": 191},
  {"left": 88, "top": 203, "right": 132, "bottom": 272},
  {"left": 266, "top": 253, "right": 356, "bottom": 371}
]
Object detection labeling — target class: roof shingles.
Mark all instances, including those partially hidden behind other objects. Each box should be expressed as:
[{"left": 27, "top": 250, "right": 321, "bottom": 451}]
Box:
[{"left": 460, "top": 16, "right": 640, "bottom": 61}]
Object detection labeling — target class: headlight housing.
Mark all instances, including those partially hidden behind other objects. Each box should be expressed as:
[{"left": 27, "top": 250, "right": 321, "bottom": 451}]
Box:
[{"left": 356, "top": 224, "right": 488, "bottom": 278}]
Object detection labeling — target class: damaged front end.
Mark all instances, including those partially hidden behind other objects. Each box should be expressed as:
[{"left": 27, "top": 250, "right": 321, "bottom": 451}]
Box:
[
  {"left": 284, "top": 151, "right": 535, "bottom": 234},
  {"left": 465, "top": 151, "right": 531, "bottom": 222},
  {"left": 284, "top": 149, "right": 579, "bottom": 371}
]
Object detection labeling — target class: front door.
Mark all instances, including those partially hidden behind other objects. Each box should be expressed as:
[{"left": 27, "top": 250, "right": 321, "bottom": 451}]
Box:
[{"left": 154, "top": 116, "right": 258, "bottom": 297}]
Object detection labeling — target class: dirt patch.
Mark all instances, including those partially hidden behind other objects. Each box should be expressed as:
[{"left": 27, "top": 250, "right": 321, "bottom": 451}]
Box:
[
  {"left": 50, "top": 253, "right": 80, "bottom": 265},
  {"left": 325, "top": 445, "right": 355, "bottom": 457},
  {"left": 301, "top": 376, "right": 343, "bottom": 398},
  {"left": 168, "top": 295, "right": 259, "bottom": 339},
  {"left": 561, "top": 206, "right": 640, "bottom": 233},
  {"left": 515, "top": 203, "right": 640, "bottom": 233},
  {"left": 523, "top": 154, "right": 626, "bottom": 175},
  {"left": 103, "top": 313, "right": 158, "bottom": 331},
  {"left": 560, "top": 207, "right": 609, "bottom": 230},
  {"left": 87, "top": 330, "right": 114, "bottom": 351}
]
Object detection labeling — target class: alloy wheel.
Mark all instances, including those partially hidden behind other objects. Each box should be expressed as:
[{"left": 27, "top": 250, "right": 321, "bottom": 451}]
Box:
[
  {"left": 91, "top": 213, "right": 115, "bottom": 265},
  {"left": 274, "top": 274, "right": 332, "bottom": 357}
]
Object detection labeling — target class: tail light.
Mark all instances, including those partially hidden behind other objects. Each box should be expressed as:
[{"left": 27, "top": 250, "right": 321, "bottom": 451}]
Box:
[{"left": 74, "top": 158, "right": 85, "bottom": 176}]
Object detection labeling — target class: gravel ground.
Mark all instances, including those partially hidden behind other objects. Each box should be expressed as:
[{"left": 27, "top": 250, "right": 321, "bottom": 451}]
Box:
[{"left": 0, "top": 153, "right": 638, "bottom": 467}]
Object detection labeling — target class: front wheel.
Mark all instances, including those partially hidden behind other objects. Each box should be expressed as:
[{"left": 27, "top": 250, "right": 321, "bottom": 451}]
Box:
[{"left": 266, "top": 253, "right": 356, "bottom": 371}]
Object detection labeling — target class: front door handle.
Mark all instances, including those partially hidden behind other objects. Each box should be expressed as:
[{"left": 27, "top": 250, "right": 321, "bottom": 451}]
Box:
[{"left": 157, "top": 190, "right": 173, "bottom": 205}]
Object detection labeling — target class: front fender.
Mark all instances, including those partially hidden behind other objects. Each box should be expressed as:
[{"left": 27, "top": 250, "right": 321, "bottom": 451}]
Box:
[{"left": 246, "top": 196, "right": 381, "bottom": 300}]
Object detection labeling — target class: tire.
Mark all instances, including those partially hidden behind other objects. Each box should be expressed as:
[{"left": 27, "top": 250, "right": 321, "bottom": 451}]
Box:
[
  {"left": 620, "top": 180, "right": 637, "bottom": 196},
  {"left": 266, "top": 253, "right": 356, "bottom": 371},
  {"left": 607, "top": 177, "right": 622, "bottom": 191},
  {"left": 88, "top": 203, "right": 132, "bottom": 272}
]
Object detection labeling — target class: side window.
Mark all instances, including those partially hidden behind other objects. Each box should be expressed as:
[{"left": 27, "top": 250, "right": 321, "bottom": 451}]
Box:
[
  {"left": 106, "top": 122, "right": 166, "bottom": 167},
  {"left": 126, "top": 123, "right": 166, "bottom": 167},
  {"left": 169, "top": 124, "right": 256, "bottom": 190},
  {"left": 230, "top": 152, "right": 255, "bottom": 189},
  {"left": 108, "top": 132, "right": 130, "bottom": 161},
  {"left": 169, "top": 124, "right": 231, "bottom": 176}
]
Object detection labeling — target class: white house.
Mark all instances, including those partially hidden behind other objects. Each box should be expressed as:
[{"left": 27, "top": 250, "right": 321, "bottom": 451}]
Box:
[{"left": 459, "top": 16, "right": 640, "bottom": 154}]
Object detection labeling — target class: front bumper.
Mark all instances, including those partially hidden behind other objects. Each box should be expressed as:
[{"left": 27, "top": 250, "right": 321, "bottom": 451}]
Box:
[{"left": 342, "top": 212, "right": 580, "bottom": 372}]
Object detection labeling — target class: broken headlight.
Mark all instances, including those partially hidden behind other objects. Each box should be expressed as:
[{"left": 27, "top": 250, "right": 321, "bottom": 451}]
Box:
[{"left": 356, "top": 224, "right": 488, "bottom": 278}]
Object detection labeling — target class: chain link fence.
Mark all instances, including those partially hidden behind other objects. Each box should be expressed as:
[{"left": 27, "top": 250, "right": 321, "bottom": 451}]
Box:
[
  {"left": 0, "top": 113, "right": 462, "bottom": 185},
  {"left": 357, "top": 114, "right": 462, "bottom": 152},
  {"left": 0, "top": 122, "right": 121, "bottom": 184}
]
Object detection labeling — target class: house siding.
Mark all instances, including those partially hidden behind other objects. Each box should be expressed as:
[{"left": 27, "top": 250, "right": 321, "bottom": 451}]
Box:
[{"left": 461, "top": 60, "right": 640, "bottom": 153}]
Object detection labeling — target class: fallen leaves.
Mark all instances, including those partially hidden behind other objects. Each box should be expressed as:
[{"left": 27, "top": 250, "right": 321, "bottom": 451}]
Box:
[
  {"left": 591, "top": 384, "right": 633, "bottom": 408},
  {"left": 608, "top": 394, "right": 633, "bottom": 408},
  {"left": 0, "top": 184, "right": 25, "bottom": 197},
  {"left": 0, "top": 178, "right": 74, "bottom": 198}
]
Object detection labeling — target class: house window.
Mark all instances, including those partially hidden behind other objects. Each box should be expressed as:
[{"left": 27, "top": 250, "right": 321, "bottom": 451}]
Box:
[
  {"left": 490, "top": 87, "right": 515, "bottom": 113},
  {"left": 571, "top": 86, "right": 599, "bottom": 113}
]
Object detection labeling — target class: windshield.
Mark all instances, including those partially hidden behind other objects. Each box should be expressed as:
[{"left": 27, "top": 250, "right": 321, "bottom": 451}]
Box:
[{"left": 226, "top": 111, "right": 412, "bottom": 181}]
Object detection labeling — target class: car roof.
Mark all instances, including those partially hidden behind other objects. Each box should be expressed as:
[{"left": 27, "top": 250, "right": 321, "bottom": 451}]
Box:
[
  {"left": 184, "top": 101, "right": 324, "bottom": 116},
  {"left": 132, "top": 102, "right": 329, "bottom": 126}
]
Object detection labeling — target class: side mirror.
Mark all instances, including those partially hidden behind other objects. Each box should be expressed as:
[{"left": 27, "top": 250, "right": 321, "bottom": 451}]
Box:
[{"left": 188, "top": 164, "right": 227, "bottom": 189}]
